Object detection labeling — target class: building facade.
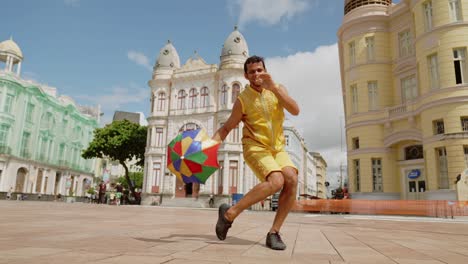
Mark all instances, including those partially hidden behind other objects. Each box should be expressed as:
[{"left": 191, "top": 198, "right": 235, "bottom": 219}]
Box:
[
  {"left": 283, "top": 124, "right": 318, "bottom": 198},
  {"left": 311, "top": 152, "right": 328, "bottom": 199},
  {"left": 338, "top": 0, "right": 468, "bottom": 200},
  {"left": 143, "top": 28, "right": 323, "bottom": 199},
  {"left": 0, "top": 38, "right": 99, "bottom": 197}
]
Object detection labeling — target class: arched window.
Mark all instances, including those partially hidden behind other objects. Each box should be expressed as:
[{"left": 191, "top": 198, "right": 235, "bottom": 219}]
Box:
[
  {"left": 404, "top": 145, "right": 423, "bottom": 160},
  {"left": 179, "top": 122, "right": 200, "bottom": 132},
  {"left": 189, "top": 88, "right": 197, "bottom": 109},
  {"left": 220, "top": 85, "right": 228, "bottom": 106},
  {"left": 157, "top": 92, "right": 165, "bottom": 111},
  {"left": 232, "top": 83, "right": 240, "bottom": 103},
  {"left": 177, "top": 90, "right": 187, "bottom": 110},
  {"left": 200, "top": 87, "right": 209, "bottom": 108}
]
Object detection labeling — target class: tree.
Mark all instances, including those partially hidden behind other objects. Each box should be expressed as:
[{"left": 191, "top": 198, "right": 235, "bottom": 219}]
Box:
[
  {"left": 117, "top": 172, "right": 143, "bottom": 190},
  {"left": 82, "top": 120, "right": 147, "bottom": 200}
]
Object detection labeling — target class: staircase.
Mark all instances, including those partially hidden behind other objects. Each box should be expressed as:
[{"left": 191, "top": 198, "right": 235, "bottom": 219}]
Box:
[{"left": 160, "top": 197, "right": 208, "bottom": 208}]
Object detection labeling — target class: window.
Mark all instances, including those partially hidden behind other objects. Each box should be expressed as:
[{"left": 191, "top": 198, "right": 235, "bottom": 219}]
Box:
[
  {"left": 200, "top": 87, "right": 209, "bottom": 108},
  {"left": 351, "top": 84, "right": 358, "bottom": 113},
  {"left": 349, "top": 41, "right": 356, "bottom": 66},
  {"left": 437, "top": 147, "right": 449, "bottom": 189},
  {"left": 405, "top": 145, "right": 424, "bottom": 160},
  {"left": 232, "top": 83, "right": 240, "bottom": 103},
  {"left": 354, "top": 159, "right": 360, "bottom": 192},
  {"left": 220, "top": 85, "right": 228, "bottom": 106},
  {"left": 366, "top": 37, "right": 375, "bottom": 61},
  {"left": 464, "top": 146, "right": 468, "bottom": 168},
  {"left": 153, "top": 162, "right": 161, "bottom": 187},
  {"left": 229, "top": 161, "right": 238, "bottom": 193},
  {"left": 368, "top": 81, "right": 378, "bottom": 111},
  {"left": 285, "top": 135, "right": 290, "bottom": 146},
  {"left": 449, "top": 0, "right": 462, "bottom": 22},
  {"left": 372, "top": 158, "right": 383, "bottom": 192},
  {"left": 231, "top": 126, "right": 240, "bottom": 143},
  {"left": 399, "top": 30, "right": 413, "bottom": 58},
  {"left": 352, "top": 137, "right": 360, "bottom": 150},
  {"left": 156, "top": 128, "right": 164, "bottom": 147},
  {"left": 4, "top": 94, "right": 14, "bottom": 113},
  {"left": 427, "top": 54, "right": 440, "bottom": 89},
  {"left": 157, "top": 92, "right": 166, "bottom": 111},
  {"left": 423, "top": 1, "right": 433, "bottom": 31},
  {"left": 433, "top": 119, "right": 445, "bottom": 135},
  {"left": 179, "top": 123, "right": 199, "bottom": 132},
  {"left": 177, "top": 90, "right": 186, "bottom": 110},
  {"left": 189, "top": 88, "right": 197, "bottom": 109},
  {"left": 453, "top": 48, "right": 467, "bottom": 84},
  {"left": 20, "top": 132, "right": 30, "bottom": 158},
  {"left": 401, "top": 75, "right": 417, "bottom": 102},
  {"left": 0, "top": 124, "right": 9, "bottom": 147},
  {"left": 25, "top": 103, "right": 35, "bottom": 123},
  {"left": 461, "top": 117, "right": 468, "bottom": 131}
]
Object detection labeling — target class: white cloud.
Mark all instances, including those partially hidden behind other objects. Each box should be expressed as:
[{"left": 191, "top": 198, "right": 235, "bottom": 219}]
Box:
[
  {"left": 77, "top": 85, "right": 148, "bottom": 126},
  {"left": 234, "top": 0, "right": 310, "bottom": 28},
  {"left": 266, "top": 43, "right": 347, "bottom": 183},
  {"left": 64, "top": 0, "right": 80, "bottom": 7},
  {"left": 127, "top": 50, "right": 152, "bottom": 71}
]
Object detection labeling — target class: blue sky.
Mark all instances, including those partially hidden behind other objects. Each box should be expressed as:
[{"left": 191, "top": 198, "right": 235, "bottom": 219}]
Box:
[{"left": 2, "top": 0, "right": 395, "bottom": 180}]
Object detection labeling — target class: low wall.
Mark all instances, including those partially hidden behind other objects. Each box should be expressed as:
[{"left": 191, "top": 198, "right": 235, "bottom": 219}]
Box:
[{"left": 294, "top": 199, "right": 468, "bottom": 217}]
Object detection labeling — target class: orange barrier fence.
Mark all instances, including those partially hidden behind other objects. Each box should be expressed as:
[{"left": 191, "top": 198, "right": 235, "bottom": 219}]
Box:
[{"left": 294, "top": 200, "right": 468, "bottom": 217}]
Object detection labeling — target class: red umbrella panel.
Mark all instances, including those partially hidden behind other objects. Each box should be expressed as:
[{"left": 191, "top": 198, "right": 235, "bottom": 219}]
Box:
[{"left": 167, "top": 128, "right": 220, "bottom": 184}]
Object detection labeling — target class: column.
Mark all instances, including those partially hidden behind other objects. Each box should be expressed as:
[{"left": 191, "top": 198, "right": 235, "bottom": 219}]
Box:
[
  {"left": 8, "top": 57, "right": 14, "bottom": 72},
  {"left": 151, "top": 126, "right": 156, "bottom": 147},
  {"left": 238, "top": 155, "right": 244, "bottom": 194},
  {"left": 4, "top": 56, "right": 9, "bottom": 70},
  {"left": 222, "top": 153, "right": 229, "bottom": 195},
  {"left": 16, "top": 61, "right": 21, "bottom": 76}
]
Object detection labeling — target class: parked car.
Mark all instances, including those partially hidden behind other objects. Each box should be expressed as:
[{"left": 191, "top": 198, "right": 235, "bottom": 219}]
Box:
[{"left": 271, "top": 192, "right": 280, "bottom": 211}]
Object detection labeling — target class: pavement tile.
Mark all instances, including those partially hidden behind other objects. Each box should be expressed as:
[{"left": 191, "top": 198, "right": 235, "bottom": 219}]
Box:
[{"left": 1, "top": 201, "right": 467, "bottom": 264}]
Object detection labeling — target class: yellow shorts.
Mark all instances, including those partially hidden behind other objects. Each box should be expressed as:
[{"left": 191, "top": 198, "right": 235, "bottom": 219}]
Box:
[{"left": 243, "top": 147, "right": 298, "bottom": 182}]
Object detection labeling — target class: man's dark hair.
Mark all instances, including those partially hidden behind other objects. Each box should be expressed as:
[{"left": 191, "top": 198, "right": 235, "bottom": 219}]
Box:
[{"left": 244, "top": 55, "right": 266, "bottom": 73}]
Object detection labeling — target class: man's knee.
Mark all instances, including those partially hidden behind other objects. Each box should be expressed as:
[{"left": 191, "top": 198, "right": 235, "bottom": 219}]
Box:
[
  {"left": 282, "top": 167, "right": 298, "bottom": 188},
  {"left": 266, "top": 172, "right": 284, "bottom": 194}
]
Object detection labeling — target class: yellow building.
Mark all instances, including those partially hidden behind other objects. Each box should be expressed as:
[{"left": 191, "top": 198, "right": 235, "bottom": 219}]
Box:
[{"left": 338, "top": 0, "right": 468, "bottom": 200}]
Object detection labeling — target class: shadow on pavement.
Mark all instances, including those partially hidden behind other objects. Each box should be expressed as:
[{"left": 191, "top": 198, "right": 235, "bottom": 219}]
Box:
[{"left": 133, "top": 234, "right": 256, "bottom": 245}]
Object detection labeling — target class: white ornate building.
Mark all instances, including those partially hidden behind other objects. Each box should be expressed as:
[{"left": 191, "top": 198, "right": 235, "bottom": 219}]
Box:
[{"left": 143, "top": 27, "right": 323, "bottom": 199}]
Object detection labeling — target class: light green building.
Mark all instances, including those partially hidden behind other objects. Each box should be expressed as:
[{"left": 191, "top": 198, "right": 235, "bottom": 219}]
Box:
[{"left": 0, "top": 38, "right": 99, "bottom": 197}]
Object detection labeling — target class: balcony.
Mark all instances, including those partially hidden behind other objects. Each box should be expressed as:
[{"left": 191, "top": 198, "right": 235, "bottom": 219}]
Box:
[
  {"left": 58, "top": 160, "right": 70, "bottom": 167},
  {"left": 388, "top": 104, "right": 407, "bottom": 118},
  {"left": 0, "top": 145, "right": 12, "bottom": 155}
]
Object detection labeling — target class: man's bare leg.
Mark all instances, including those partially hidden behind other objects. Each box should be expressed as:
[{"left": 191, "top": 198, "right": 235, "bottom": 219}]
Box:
[
  {"left": 270, "top": 167, "right": 298, "bottom": 233},
  {"left": 224, "top": 171, "right": 284, "bottom": 222}
]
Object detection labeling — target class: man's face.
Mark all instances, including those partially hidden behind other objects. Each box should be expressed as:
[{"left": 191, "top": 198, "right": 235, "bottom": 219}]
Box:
[{"left": 244, "top": 62, "right": 266, "bottom": 87}]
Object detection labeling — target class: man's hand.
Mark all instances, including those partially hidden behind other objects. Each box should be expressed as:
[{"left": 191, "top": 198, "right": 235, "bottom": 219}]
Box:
[{"left": 257, "top": 73, "right": 278, "bottom": 92}]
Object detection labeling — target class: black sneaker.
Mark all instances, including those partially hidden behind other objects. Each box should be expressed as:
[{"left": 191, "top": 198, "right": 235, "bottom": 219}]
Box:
[
  {"left": 215, "top": 203, "right": 232, "bottom": 240},
  {"left": 266, "top": 232, "right": 286, "bottom": 250}
]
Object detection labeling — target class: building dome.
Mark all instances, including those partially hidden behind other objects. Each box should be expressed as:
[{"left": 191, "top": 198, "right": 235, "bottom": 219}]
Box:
[
  {"left": 0, "top": 37, "right": 23, "bottom": 62},
  {"left": 220, "top": 26, "right": 249, "bottom": 70},
  {"left": 154, "top": 40, "right": 180, "bottom": 70},
  {"left": 344, "top": 0, "right": 391, "bottom": 15},
  {"left": 221, "top": 26, "right": 249, "bottom": 58}
]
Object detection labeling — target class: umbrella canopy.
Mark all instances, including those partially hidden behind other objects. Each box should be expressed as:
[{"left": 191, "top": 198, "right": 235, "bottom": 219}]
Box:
[{"left": 167, "top": 128, "right": 220, "bottom": 184}]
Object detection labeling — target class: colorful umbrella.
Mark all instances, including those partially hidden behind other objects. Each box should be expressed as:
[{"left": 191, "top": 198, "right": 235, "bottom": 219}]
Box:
[{"left": 167, "top": 128, "right": 220, "bottom": 184}]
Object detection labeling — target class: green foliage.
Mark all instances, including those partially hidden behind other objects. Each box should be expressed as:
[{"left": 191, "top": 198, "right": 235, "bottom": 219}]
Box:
[
  {"left": 117, "top": 172, "right": 143, "bottom": 189},
  {"left": 82, "top": 120, "right": 147, "bottom": 167},
  {"left": 86, "top": 187, "right": 96, "bottom": 195}
]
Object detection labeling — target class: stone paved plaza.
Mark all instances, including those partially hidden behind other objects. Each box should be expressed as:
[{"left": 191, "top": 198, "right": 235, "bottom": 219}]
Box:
[{"left": 0, "top": 201, "right": 467, "bottom": 264}]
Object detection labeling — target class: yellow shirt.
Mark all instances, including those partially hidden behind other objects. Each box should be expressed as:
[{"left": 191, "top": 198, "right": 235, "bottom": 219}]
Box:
[{"left": 237, "top": 84, "right": 285, "bottom": 152}]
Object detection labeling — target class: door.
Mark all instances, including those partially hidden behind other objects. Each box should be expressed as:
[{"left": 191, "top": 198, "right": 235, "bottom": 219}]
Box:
[{"left": 406, "top": 168, "right": 426, "bottom": 200}]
